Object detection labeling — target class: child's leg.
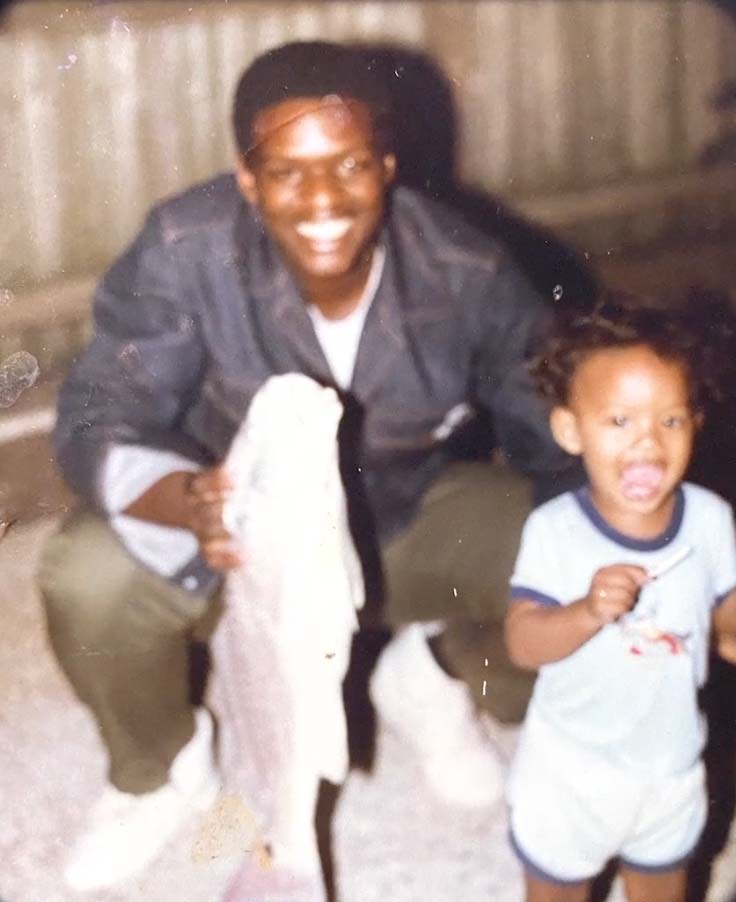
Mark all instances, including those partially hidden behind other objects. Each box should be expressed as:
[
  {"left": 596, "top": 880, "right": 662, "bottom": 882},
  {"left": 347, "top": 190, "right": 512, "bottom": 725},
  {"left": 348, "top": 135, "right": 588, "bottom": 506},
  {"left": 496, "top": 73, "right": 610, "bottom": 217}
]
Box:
[
  {"left": 620, "top": 865, "right": 686, "bottom": 902},
  {"left": 524, "top": 873, "right": 590, "bottom": 902}
]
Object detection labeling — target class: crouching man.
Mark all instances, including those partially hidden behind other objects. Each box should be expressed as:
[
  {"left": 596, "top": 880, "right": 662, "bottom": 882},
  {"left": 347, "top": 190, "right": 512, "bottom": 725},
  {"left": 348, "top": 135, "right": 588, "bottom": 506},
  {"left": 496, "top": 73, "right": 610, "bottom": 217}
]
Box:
[{"left": 38, "top": 40, "right": 576, "bottom": 896}]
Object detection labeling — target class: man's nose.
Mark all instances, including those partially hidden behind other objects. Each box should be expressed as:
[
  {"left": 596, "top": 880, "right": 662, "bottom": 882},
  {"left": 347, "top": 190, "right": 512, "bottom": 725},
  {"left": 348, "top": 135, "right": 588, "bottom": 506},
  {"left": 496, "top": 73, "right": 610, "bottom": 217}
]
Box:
[{"left": 302, "top": 170, "right": 342, "bottom": 211}]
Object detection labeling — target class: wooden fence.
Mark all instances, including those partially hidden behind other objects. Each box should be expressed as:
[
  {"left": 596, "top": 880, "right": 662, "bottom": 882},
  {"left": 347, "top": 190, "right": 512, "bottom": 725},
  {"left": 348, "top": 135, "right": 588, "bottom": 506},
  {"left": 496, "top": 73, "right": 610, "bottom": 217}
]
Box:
[{"left": 2, "top": 0, "right": 735, "bottom": 292}]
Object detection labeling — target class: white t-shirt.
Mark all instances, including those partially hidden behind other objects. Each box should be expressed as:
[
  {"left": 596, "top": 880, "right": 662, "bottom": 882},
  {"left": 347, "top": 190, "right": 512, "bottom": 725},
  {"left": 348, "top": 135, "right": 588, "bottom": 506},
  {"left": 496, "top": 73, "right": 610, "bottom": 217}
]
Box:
[
  {"left": 307, "top": 246, "right": 384, "bottom": 390},
  {"left": 510, "top": 483, "right": 736, "bottom": 777}
]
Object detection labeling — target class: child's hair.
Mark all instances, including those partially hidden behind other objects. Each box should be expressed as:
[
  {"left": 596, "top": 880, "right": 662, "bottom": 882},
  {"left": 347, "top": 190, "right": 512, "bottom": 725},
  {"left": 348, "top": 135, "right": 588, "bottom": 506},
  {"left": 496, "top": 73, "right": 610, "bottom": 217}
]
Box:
[{"left": 532, "top": 289, "right": 735, "bottom": 411}]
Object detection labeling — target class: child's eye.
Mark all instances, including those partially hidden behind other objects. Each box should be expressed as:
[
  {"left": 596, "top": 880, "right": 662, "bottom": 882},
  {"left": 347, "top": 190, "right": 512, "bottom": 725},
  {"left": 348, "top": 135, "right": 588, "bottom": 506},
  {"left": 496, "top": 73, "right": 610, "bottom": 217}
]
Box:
[
  {"left": 610, "top": 415, "right": 628, "bottom": 427},
  {"left": 663, "top": 415, "right": 685, "bottom": 428}
]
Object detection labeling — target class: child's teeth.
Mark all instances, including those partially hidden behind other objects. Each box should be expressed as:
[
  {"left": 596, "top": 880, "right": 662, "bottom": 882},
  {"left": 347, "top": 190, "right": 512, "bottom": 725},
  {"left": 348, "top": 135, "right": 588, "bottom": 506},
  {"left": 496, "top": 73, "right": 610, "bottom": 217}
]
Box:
[{"left": 621, "top": 463, "right": 663, "bottom": 499}]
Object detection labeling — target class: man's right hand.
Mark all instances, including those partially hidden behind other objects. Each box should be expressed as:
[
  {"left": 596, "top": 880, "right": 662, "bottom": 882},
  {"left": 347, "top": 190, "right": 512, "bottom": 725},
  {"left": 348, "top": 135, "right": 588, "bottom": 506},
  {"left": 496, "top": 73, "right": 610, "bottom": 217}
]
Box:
[
  {"left": 122, "top": 465, "right": 244, "bottom": 571},
  {"left": 186, "top": 466, "right": 244, "bottom": 570}
]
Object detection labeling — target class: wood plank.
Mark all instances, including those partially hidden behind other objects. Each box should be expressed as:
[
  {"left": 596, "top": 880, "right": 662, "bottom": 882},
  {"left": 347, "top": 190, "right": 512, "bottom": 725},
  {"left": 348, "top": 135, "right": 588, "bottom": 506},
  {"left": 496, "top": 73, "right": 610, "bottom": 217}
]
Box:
[
  {"left": 623, "top": 1, "right": 679, "bottom": 173},
  {"left": 471, "top": 1, "right": 517, "bottom": 189},
  {"left": 567, "top": 0, "right": 628, "bottom": 185},
  {"left": 512, "top": 0, "right": 572, "bottom": 192},
  {"left": 680, "top": 0, "right": 727, "bottom": 162}
]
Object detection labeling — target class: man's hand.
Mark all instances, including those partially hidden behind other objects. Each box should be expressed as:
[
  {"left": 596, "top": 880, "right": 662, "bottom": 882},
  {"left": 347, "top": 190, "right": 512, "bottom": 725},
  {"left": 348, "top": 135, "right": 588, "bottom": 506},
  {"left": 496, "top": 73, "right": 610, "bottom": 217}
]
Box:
[
  {"left": 122, "top": 465, "right": 243, "bottom": 571},
  {"left": 584, "top": 564, "right": 649, "bottom": 625},
  {"left": 185, "top": 466, "right": 243, "bottom": 571}
]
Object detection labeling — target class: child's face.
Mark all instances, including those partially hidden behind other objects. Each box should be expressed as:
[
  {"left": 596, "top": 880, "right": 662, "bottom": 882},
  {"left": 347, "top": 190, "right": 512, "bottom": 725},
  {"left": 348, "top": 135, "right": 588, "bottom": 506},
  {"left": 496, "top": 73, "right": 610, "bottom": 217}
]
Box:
[{"left": 550, "top": 344, "right": 699, "bottom": 536}]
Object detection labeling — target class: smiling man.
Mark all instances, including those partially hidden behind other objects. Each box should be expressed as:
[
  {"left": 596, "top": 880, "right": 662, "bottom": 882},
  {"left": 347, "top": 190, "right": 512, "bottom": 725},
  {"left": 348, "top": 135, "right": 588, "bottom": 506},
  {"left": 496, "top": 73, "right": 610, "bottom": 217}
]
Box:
[
  {"left": 236, "top": 95, "right": 394, "bottom": 313},
  {"left": 39, "top": 41, "right": 577, "bottom": 897}
]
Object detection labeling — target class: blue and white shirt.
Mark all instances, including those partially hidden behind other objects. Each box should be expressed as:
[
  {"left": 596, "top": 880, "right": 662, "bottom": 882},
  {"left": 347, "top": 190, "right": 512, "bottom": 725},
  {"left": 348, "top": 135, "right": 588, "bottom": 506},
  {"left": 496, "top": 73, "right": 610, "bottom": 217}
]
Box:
[{"left": 510, "top": 483, "right": 736, "bottom": 778}]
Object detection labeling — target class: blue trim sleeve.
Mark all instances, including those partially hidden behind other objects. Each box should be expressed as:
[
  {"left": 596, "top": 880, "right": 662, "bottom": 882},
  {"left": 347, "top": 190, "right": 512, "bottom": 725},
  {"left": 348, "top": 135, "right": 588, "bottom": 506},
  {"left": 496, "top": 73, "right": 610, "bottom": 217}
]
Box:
[
  {"left": 510, "top": 586, "right": 561, "bottom": 607},
  {"left": 509, "top": 830, "right": 591, "bottom": 886}
]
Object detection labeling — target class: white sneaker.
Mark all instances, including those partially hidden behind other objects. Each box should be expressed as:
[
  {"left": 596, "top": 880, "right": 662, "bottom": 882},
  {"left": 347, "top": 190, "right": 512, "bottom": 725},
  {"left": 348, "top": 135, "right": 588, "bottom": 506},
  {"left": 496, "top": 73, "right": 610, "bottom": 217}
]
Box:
[
  {"left": 369, "top": 624, "right": 504, "bottom": 809},
  {"left": 64, "top": 707, "right": 220, "bottom": 892}
]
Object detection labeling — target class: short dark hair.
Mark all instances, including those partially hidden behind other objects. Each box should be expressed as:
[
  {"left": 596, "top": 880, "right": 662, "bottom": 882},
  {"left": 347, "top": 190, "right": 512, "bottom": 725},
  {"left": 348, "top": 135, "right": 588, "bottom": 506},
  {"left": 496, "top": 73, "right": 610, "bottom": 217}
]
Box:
[
  {"left": 532, "top": 289, "right": 735, "bottom": 411},
  {"left": 232, "top": 41, "right": 394, "bottom": 160}
]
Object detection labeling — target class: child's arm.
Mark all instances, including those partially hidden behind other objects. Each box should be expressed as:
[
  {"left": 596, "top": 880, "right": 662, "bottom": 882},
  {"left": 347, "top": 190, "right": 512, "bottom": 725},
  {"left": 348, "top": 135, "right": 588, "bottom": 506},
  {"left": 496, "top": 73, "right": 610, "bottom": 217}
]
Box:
[
  {"left": 504, "top": 564, "right": 649, "bottom": 669},
  {"left": 713, "top": 589, "right": 736, "bottom": 665}
]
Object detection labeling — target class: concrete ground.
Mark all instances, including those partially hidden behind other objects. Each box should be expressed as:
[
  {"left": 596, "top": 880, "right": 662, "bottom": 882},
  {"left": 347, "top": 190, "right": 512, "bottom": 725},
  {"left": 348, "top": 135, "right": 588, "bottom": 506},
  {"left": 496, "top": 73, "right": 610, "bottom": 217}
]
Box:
[
  {"left": 0, "top": 516, "right": 530, "bottom": 902},
  {"left": 2, "top": 517, "right": 736, "bottom": 902}
]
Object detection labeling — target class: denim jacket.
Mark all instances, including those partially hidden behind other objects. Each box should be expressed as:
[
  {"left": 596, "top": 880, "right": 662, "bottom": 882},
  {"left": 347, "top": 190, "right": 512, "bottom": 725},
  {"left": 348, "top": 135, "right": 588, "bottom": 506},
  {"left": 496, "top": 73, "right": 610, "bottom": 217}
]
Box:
[{"left": 54, "top": 176, "right": 574, "bottom": 587}]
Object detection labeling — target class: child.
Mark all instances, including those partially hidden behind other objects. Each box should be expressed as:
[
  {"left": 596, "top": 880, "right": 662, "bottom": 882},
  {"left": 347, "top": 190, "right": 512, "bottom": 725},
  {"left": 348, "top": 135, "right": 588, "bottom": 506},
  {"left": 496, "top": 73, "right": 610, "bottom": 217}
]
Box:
[{"left": 504, "top": 293, "right": 736, "bottom": 902}]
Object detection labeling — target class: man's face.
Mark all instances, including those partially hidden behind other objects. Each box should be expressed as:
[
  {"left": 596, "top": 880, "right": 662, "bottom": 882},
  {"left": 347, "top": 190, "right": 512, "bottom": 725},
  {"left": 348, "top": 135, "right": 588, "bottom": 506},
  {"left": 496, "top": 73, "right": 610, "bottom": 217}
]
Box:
[
  {"left": 236, "top": 97, "right": 396, "bottom": 287},
  {"left": 550, "top": 344, "right": 698, "bottom": 537}
]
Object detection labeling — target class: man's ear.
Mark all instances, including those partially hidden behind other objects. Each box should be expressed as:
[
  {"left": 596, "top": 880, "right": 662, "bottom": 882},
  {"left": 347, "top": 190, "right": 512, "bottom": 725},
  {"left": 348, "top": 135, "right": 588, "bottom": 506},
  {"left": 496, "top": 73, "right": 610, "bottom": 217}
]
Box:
[
  {"left": 382, "top": 153, "right": 397, "bottom": 186},
  {"left": 234, "top": 156, "right": 258, "bottom": 205},
  {"left": 550, "top": 406, "right": 583, "bottom": 456}
]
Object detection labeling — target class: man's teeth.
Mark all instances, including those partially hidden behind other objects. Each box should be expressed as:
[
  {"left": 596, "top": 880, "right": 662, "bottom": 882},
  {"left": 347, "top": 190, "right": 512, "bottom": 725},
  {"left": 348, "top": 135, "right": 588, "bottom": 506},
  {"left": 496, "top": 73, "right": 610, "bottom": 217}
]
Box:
[{"left": 296, "top": 219, "right": 351, "bottom": 241}]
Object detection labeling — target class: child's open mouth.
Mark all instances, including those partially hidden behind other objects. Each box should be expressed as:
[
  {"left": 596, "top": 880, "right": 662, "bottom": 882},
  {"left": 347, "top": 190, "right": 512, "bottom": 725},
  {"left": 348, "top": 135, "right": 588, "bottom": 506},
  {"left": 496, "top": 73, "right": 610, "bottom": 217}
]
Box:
[{"left": 621, "top": 462, "right": 665, "bottom": 500}]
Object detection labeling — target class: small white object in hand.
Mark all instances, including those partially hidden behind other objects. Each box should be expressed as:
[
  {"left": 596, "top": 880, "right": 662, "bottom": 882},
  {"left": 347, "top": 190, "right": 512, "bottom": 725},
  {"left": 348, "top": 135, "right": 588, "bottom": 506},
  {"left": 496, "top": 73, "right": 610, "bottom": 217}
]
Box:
[{"left": 648, "top": 545, "right": 693, "bottom": 580}]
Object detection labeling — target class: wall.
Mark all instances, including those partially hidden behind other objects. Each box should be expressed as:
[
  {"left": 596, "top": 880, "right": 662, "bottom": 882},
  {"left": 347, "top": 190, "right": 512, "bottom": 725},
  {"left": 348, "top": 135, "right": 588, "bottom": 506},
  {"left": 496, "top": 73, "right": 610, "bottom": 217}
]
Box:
[{"left": 2, "top": 1, "right": 735, "bottom": 294}]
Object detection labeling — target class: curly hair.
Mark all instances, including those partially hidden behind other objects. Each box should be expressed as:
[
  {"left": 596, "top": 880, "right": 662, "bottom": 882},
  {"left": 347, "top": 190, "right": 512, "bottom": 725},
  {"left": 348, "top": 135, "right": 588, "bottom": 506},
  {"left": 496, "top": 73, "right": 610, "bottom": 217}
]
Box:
[{"left": 532, "top": 289, "right": 735, "bottom": 411}]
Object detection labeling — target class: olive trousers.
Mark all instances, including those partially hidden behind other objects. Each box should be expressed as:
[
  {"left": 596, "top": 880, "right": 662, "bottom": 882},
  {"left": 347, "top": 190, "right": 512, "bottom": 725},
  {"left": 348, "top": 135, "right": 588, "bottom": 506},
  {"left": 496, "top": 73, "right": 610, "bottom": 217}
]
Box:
[{"left": 38, "top": 460, "right": 534, "bottom": 794}]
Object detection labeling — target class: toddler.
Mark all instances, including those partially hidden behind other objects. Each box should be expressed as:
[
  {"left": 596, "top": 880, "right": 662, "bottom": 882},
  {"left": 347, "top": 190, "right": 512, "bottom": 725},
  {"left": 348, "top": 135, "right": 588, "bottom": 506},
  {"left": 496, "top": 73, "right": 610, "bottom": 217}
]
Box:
[{"left": 505, "top": 293, "right": 736, "bottom": 902}]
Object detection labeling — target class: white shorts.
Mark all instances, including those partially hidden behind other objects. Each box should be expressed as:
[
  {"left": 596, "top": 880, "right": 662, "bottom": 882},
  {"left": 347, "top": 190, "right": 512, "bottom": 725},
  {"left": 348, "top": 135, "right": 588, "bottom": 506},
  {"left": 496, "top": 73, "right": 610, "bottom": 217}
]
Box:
[{"left": 507, "top": 716, "right": 707, "bottom": 885}]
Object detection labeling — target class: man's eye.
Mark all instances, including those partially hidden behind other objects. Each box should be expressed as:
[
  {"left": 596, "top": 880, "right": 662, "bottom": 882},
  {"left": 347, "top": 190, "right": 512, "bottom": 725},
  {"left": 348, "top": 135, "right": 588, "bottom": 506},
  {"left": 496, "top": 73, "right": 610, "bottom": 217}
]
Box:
[
  {"left": 266, "top": 166, "right": 300, "bottom": 183},
  {"left": 339, "top": 156, "right": 370, "bottom": 176}
]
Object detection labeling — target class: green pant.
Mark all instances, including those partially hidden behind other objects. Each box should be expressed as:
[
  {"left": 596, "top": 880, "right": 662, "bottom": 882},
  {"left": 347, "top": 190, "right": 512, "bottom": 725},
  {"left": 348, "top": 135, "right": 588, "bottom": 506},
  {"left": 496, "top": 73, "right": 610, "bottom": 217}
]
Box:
[
  {"left": 38, "top": 460, "right": 533, "bottom": 793},
  {"left": 38, "top": 514, "right": 222, "bottom": 793},
  {"left": 382, "top": 460, "right": 535, "bottom": 719}
]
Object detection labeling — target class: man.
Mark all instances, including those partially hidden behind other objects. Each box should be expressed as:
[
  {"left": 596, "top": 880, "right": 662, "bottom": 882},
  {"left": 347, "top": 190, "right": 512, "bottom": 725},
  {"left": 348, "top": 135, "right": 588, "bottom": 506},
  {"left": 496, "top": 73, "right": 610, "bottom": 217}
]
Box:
[{"left": 39, "top": 41, "right": 576, "bottom": 895}]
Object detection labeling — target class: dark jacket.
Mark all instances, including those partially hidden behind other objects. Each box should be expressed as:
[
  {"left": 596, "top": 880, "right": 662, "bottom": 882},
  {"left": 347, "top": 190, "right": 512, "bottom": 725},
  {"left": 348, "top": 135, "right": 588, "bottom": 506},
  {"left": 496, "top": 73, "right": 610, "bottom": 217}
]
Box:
[{"left": 55, "top": 176, "right": 575, "bottom": 585}]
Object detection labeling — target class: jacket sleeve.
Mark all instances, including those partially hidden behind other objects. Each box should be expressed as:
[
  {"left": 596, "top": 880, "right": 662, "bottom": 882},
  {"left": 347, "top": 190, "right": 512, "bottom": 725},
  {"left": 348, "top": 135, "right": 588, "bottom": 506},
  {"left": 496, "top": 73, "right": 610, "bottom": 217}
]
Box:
[
  {"left": 54, "top": 209, "right": 208, "bottom": 509},
  {"left": 470, "top": 255, "right": 584, "bottom": 500}
]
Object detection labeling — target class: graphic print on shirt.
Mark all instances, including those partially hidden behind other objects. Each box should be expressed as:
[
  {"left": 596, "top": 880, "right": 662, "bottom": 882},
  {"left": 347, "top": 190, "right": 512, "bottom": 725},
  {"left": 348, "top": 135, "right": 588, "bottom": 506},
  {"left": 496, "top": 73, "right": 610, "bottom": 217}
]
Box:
[{"left": 619, "top": 545, "right": 694, "bottom": 658}]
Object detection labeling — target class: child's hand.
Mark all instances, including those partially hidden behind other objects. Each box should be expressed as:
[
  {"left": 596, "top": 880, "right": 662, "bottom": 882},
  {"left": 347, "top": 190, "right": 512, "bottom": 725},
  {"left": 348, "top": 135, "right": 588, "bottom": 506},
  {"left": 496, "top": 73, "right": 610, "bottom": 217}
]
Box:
[{"left": 584, "top": 565, "right": 649, "bottom": 625}]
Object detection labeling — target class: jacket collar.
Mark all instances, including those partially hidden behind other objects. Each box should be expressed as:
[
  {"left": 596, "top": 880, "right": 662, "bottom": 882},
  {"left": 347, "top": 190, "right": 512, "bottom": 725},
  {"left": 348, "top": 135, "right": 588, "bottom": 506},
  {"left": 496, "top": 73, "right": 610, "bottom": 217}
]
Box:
[{"left": 350, "top": 224, "right": 409, "bottom": 401}]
